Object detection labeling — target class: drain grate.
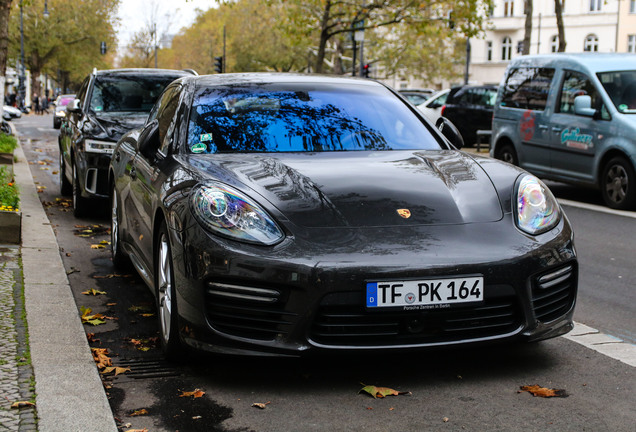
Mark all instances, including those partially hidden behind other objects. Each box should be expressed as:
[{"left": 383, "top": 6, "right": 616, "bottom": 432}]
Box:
[{"left": 112, "top": 358, "right": 182, "bottom": 381}]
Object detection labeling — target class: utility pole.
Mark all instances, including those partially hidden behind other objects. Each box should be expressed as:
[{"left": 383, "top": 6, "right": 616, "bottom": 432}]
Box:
[
  {"left": 154, "top": 22, "right": 158, "bottom": 69},
  {"left": 464, "top": 38, "right": 471, "bottom": 85}
]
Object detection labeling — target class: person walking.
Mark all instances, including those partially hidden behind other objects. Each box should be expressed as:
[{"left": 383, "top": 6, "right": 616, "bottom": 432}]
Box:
[{"left": 32, "top": 94, "right": 40, "bottom": 114}]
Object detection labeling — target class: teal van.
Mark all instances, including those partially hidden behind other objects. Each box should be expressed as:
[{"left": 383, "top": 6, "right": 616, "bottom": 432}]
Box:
[{"left": 491, "top": 53, "right": 636, "bottom": 210}]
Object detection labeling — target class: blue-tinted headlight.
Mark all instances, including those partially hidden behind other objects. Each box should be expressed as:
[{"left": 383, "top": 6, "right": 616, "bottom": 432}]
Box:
[
  {"left": 515, "top": 175, "right": 561, "bottom": 235},
  {"left": 191, "top": 183, "right": 284, "bottom": 245}
]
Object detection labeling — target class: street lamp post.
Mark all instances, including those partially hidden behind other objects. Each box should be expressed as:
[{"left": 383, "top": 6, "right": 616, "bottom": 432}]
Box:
[{"left": 18, "top": 0, "right": 26, "bottom": 111}]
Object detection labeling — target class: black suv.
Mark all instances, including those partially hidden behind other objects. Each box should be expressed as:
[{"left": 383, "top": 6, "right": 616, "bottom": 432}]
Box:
[
  {"left": 440, "top": 85, "right": 498, "bottom": 146},
  {"left": 59, "top": 68, "right": 196, "bottom": 216}
]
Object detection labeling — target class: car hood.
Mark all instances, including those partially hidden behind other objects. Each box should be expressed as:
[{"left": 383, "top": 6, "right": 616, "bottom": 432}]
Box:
[
  {"left": 90, "top": 113, "right": 147, "bottom": 142},
  {"left": 182, "top": 150, "right": 503, "bottom": 228}
]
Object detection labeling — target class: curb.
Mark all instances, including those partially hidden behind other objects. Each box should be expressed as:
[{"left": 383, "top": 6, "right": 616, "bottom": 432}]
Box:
[{"left": 14, "top": 137, "right": 118, "bottom": 431}]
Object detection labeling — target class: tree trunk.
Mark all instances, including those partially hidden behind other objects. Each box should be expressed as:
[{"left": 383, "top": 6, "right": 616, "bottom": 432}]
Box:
[
  {"left": 522, "top": 0, "right": 533, "bottom": 55},
  {"left": 315, "top": 0, "right": 332, "bottom": 73},
  {"left": 0, "top": 0, "right": 14, "bottom": 119},
  {"left": 554, "top": 0, "right": 566, "bottom": 52}
]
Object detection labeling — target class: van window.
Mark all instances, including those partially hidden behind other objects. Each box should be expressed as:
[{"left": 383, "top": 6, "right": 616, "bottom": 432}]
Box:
[
  {"left": 558, "top": 70, "right": 610, "bottom": 120},
  {"left": 597, "top": 70, "right": 636, "bottom": 114},
  {"left": 500, "top": 67, "right": 554, "bottom": 110}
]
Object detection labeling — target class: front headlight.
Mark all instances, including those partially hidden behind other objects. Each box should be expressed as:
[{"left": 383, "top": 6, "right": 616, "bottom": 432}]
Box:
[
  {"left": 515, "top": 174, "right": 561, "bottom": 235},
  {"left": 191, "top": 183, "right": 284, "bottom": 245},
  {"left": 85, "top": 139, "right": 116, "bottom": 154},
  {"left": 55, "top": 111, "right": 66, "bottom": 118}
]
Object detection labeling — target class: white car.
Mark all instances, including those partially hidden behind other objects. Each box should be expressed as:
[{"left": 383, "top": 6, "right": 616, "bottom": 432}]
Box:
[
  {"left": 417, "top": 89, "right": 449, "bottom": 124},
  {"left": 3, "top": 105, "right": 22, "bottom": 119}
]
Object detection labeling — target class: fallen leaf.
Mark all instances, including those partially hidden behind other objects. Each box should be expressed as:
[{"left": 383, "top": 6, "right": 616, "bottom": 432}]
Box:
[
  {"left": 192, "top": 415, "right": 202, "bottom": 419},
  {"left": 93, "top": 273, "right": 132, "bottom": 279},
  {"left": 179, "top": 389, "right": 205, "bottom": 398},
  {"left": 252, "top": 402, "right": 271, "bottom": 409},
  {"left": 519, "top": 385, "right": 568, "bottom": 398},
  {"left": 128, "top": 305, "right": 153, "bottom": 313},
  {"left": 82, "top": 288, "right": 106, "bottom": 296},
  {"left": 443, "top": 417, "right": 449, "bottom": 422},
  {"left": 91, "top": 347, "right": 112, "bottom": 369},
  {"left": 124, "top": 429, "right": 148, "bottom": 432},
  {"left": 359, "top": 383, "right": 412, "bottom": 399},
  {"left": 101, "top": 366, "right": 131, "bottom": 376},
  {"left": 11, "top": 401, "right": 35, "bottom": 409},
  {"left": 91, "top": 244, "right": 106, "bottom": 249},
  {"left": 66, "top": 267, "right": 80, "bottom": 275},
  {"left": 128, "top": 409, "right": 149, "bottom": 417}
]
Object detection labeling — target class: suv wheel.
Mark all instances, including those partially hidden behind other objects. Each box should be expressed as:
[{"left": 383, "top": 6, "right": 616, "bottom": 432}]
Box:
[
  {"left": 496, "top": 144, "right": 518, "bottom": 166},
  {"left": 601, "top": 156, "right": 636, "bottom": 210},
  {"left": 110, "top": 186, "right": 129, "bottom": 269},
  {"left": 59, "top": 151, "right": 72, "bottom": 196},
  {"left": 72, "top": 163, "right": 89, "bottom": 217}
]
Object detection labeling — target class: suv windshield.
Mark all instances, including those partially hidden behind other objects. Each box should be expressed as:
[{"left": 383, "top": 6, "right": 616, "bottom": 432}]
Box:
[
  {"left": 597, "top": 70, "right": 636, "bottom": 114},
  {"left": 89, "top": 75, "right": 180, "bottom": 114},
  {"left": 187, "top": 83, "right": 440, "bottom": 154}
]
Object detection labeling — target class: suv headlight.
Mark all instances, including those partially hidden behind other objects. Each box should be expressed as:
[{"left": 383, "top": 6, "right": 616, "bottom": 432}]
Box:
[
  {"left": 515, "top": 174, "right": 561, "bottom": 235},
  {"left": 191, "top": 183, "right": 284, "bottom": 245},
  {"left": 85, "top": 139, "right": 116, "bottom": 154}
]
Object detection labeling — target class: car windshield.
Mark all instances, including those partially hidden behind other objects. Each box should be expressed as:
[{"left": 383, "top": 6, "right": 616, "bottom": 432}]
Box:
[
  {"left": 597, "top": 70, "right": 636, "bottom": 114},
  {"left": 89, "top": 75, "right": 179, "bottom": 114},
  {"left": 187, "top": 83, "right": 441, "bottom": 154}
]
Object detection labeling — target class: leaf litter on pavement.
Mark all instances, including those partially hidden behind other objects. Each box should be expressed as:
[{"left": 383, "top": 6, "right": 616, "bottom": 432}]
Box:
[
  {"left": 359, "top": 383, "right": 412, "bottom": 399},
  {"left": 519, "top": 384, "right": 569, "bottom": 398}
]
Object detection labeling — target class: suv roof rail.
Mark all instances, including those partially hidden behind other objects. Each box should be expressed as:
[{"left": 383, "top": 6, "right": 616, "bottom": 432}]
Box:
[{"left": 182, "top": 69, "right": 198, "bottom": 76}]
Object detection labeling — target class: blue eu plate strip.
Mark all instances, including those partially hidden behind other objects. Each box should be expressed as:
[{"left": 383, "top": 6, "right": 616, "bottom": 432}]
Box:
[{"left": 366, "top": 282, "right": 378, "bottom": 307}]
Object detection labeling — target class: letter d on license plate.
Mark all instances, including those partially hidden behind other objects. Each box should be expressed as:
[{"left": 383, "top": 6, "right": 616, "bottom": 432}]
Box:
[{"left": 366, "top": 276, "right": 483, "bottom": 310}]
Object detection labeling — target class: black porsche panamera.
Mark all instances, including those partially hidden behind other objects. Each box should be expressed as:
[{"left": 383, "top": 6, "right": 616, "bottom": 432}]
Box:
[{"left": 109, "top": 73, "right": 577, "bottom": 359}]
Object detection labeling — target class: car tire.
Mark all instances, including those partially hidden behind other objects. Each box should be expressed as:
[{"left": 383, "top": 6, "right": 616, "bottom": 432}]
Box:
[
  {"left": 110, "top": 186, "right": 129, "bottom": 269},
  {"left": 600, "top": 156, "right": 636, "bottom": 210},
  {"left": 496, "top": 143, "right": 518, "bottom": 166},
  {"left": 155, "top": 222, "right": 183, "bottom": 361},
  {"left": 59, "top": 151, "right": 72, "bottom": 196},
  {"left": 53, "top": 118, "right": 60, "bottom": 129},
  {"left": 72, "top": 162, "right": 89, "bottom": 217}
]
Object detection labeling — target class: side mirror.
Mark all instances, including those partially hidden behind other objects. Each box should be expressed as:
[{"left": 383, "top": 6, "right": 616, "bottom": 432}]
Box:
[
  {"left": 574, "top": 95, "right": 596, "bottom": 117},
  {"left": 137, "top": 120, "right": 160, "bottom": 158},
  {"left": 429, "top": 102, "right": 442, "bottom": 109},
  {"left": 435, "top": 117, "right": 464, "bottom": 149},
  {"left": 67, "top": 99, "right": 81, "bottom": 113}
]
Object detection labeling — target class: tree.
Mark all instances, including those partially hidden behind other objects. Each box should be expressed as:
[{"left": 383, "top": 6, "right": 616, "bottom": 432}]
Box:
[
  {"left": 0, "top": 0, "right": 13, "bottom": 117},
  {"left": 8, "top": 0, "right": 119, "bottom": 97},
  {"left": 522, "top": 0, "right": 532, "bottom": 55},
  {"left": 554, "top": 0, "right": 566, "bottom": 52}
]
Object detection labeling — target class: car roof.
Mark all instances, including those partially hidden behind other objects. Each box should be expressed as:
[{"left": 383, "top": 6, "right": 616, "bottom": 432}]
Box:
[
  {"left": 181, "top": 73, "right": 386, "bottom": 89},
  {"left": 508, "top": 53, "right": 636, "bottom": 74},
  {"left": 93, "top": 68, "right": 196, "bottom": 77}
]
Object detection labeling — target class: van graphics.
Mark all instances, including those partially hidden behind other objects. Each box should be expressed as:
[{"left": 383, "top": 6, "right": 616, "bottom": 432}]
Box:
[
  {"left": 561, "top": 128, "right": 593, "bottom": 150},
  {"left": 520, "top": 110, "right": 535, "bottom": 141}
]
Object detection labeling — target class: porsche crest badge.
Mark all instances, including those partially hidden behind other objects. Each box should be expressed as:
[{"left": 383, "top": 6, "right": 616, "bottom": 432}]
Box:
[{"left": 397, "top": 209, "right": 411, "bottom": 219}]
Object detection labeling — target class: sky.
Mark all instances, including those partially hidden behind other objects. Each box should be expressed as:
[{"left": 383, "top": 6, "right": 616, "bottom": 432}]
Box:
[{"left": 116, "top": 0, "right": 215, "bottom": 49}]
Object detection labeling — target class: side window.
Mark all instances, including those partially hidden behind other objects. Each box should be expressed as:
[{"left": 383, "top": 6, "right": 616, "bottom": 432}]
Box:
[
  {"left": 76, "top": 78, "right": 90, "bottom": 107},
  {"left": 500, "top": 67, "right": 555, "bottom": 110},
  {"left": 558, "top": 70, "right": 609, "bottom": 119},
  {"left": 156, "top": 86, "right": 181, "bottom": 154}
]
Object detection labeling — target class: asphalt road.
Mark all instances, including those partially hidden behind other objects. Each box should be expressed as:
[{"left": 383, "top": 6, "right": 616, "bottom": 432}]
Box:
[{"left": 14, "top": 113, "right": 636, "bottom": 432}]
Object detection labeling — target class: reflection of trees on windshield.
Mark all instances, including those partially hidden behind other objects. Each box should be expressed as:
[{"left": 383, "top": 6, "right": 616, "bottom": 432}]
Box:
[{"left": 187, "top": 87, "right": 401, "bottom": 153}]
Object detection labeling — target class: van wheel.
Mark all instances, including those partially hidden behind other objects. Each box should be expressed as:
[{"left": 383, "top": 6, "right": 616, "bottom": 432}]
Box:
[
  {"left": 601, "top": 157, "right": 636, "bottom": 210},
  {"left": 496, "top": 144, "right": 518, "bottom": 166}
]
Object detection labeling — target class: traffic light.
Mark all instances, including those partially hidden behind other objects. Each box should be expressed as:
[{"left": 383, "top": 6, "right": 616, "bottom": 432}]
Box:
[
  {"left": 100, "top": 41, "right": 107, "bottom": 55},
  {"left": 448, "top": 10, "right": 455, "bottom": 30},
  {"left": 363, "top": 64, "right": 370, "bottom": 78},
  {"left": 214, "top": 56, "right": 223, "bottom": 74}
]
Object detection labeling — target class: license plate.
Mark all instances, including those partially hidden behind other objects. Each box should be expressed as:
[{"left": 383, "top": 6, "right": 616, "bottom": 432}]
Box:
[{"left": 366, "top": 276, "right": 483, "bottom": 310}]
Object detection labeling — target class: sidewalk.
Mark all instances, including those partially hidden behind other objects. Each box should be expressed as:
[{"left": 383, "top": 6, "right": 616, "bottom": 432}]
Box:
[{"left": 1, "top": 130, "right": 117, "bottom": 431}]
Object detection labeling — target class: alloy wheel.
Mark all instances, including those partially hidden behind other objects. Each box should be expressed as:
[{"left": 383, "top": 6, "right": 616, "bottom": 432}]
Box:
[{"left": 158, "top": 232, "right": 173, "bottom": 343}]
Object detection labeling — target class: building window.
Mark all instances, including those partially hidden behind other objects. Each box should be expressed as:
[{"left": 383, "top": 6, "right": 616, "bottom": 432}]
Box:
[
  {"left": 504, "top": 0, "right": 514, "bottom": 16},
  {"left": 551, "top": 35, "right": 559, "bottom": 52},
  {"left": 487, "top": 41, "right": 493, "bottom": 61},
  {"left": 502, "top": 37, "right": 512, "bottom": 60},
  {"left": 584, "top": 34, "right": 599, "bottom": 52},
  {"left": 589, "top": 0, "right": 601, "bottom": 11},
  {"left": 630, "top": 0, "right": 635, "bottom": 13},
  {"left": 629, "top": 35, "right": 636, "bottom": 53}
]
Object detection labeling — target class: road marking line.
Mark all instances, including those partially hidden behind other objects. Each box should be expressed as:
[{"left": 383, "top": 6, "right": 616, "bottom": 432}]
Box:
[
  {"left": 559, "top": 199, "right": 636, "bottom": 219},
  {"left": 564, "top": 322, "right": 636, "bottom": 367}
]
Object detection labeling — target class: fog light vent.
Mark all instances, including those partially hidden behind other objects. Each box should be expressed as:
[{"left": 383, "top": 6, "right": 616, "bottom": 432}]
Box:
[
  {"left": 537, "top": 265, "right": 573, "bottom": 289},
  {"left": 207, "top": 282, "right": 280, "bottom": 303}
]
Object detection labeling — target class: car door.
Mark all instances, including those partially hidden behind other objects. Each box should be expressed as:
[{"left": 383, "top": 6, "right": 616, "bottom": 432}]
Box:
[
  {"left": 127, "top": 85, "right": 182, "bottom": 272},
  {"left": 548, "top": 70, "right": 610, "bottom": 182}
]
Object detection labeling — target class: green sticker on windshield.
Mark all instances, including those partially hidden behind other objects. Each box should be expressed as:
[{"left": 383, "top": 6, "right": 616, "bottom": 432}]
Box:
[
  {"left": 619, "top": 104, "right": 628, "bottom": 112},
  {"left": 200, "top": 133, "right": 213, "bottom": 142},
  {"left": 190, "top": 142, "right": 207, "bottom": 154}
]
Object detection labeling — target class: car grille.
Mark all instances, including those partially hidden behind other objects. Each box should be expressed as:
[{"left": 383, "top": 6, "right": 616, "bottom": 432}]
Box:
[
  {"left": 532, "top": 264, "right": 577, "bottom": 323},
  {"left": 309, "top": 289, "right": 522, "bottom": 347},
  {"left": 204, "top": 281, "right": 296, "bottom": 341}
]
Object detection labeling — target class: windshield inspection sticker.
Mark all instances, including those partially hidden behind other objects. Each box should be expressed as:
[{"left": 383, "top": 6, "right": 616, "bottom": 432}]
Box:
[
  {"left": 561, "top": 127, "right": 593, "bottom": 150},
  {"left": 190, "top": 142, "right": 207, "bottom": 154},
  {"left": 200, "top": 133, "right": 213, "bottom": 142}
]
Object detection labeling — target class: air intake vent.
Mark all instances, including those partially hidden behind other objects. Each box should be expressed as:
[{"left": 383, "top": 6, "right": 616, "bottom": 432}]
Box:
[
  {"left": 205, "top": 281, "right": 296, "bottom": 341},
  {"left": 532, "top": 264, "right": 576, "bottom": 323}
]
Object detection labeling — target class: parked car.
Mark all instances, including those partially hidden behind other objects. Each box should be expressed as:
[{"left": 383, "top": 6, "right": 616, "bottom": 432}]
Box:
[
  {"left": 417, "top": 89, "right": 450, "bottom": 124},
  {"left": 3, "top": 105, "right": 22, "bottom": 120},
  {"left": 58, "top": 68, "right": 196, "bottom": 216},
  {"left": 492, "top": 53, "right": 636, "bottom": 210},
  {"left": 53, "top": 94, "right": 75, "bottom": 129},
  {"left": 109, "top": 73, "right": 577, "bottom": 360},
  {"left": 441, "top": 85, "right": 498, "bottom": 146},
  {"left": 398, "top": 88, "right": 435, "bottom": 105}
]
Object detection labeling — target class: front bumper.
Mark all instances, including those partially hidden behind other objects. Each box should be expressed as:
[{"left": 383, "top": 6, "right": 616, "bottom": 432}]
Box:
[{"left": 169, "top": 212, "right": 577, "bottom": 357}]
